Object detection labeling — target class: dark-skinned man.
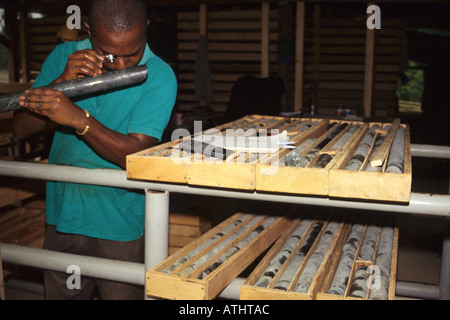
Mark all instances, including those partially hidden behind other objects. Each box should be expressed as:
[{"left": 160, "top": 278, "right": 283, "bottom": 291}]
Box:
[{"left": 12, "top": 0, "right": 177, "bottom": 300}]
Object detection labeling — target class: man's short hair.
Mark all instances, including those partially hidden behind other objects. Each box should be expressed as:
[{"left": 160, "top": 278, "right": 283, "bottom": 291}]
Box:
[{"left": 88, "top": 0, "right": 148, "bottom": 33}]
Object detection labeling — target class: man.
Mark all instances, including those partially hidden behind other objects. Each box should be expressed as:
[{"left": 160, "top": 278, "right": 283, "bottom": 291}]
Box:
[{"left": 12, "top": 0, "right": 177, "bottom": 299}]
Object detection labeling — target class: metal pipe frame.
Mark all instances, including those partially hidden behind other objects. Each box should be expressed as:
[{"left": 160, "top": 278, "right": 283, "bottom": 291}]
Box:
[
  {"left": 1, "top": 143, "right": 449, "bottom": 300},
  {"left": 0, "top": 160, "right": 448, "bottom": 217},
  {"left": 1, "top": 243, "right": 145, "bottom": 286},
  {"left": 410, "top": 144, "right": 450, "bottom": 160}
]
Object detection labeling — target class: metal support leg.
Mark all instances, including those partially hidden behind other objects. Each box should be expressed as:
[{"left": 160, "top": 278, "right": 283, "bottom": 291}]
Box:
[
  {"left": 0, "top": 245, "right": 4, "bottom": 300},
  {"left": 144, "top": 190, "right": 169, "bottom": 298},
  {"left": 440, "top": 220, "right": 450, "bottom": 300},
  {"left": 440, "top": 169, "right": 450, "bottom": 300}
]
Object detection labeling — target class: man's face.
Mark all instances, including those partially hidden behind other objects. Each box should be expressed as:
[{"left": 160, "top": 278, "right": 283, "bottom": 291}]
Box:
[{"left": 89, "top": 23, "right": 148, "bottom": 71}]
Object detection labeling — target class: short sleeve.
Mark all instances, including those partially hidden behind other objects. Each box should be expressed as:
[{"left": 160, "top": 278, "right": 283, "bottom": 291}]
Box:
[{"left": 127, "top": 59, "right": 177, "bottom": 141}]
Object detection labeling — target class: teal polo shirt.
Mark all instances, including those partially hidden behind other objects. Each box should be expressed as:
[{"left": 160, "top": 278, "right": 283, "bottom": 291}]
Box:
[{"left": 34, "top": 39, "right": 177, "bottom": 241}]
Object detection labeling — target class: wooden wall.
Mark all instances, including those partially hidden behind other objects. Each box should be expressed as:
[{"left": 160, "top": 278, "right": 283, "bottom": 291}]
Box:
[
  {"left": 175, "top": 3, "right": 406, "bottom": 121},
  {"left": 176, "top": 4, "right": 279, "bottom": 113},
  {"left": 27, "top": 15, "right": 88, "bottom": 81},
  {"left": 303, "top": 15, "right": 406, "bottom": 121},
  {"left": 3, "top": 2, "right": 408, "bottom": 122}
]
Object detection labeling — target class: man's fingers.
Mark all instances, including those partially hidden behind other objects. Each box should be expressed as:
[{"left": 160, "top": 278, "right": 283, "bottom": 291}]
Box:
[
  {"left": 19, "top": 88, "right": 62, "bottom": 110},
  {"left": 77, "top": 64, "right": 102, "bottom": 77},
  {"left": 23, "top": 87, "right": 60, "bottom": 97},
  {"left": 59, "top": 49, "right": 105, "bottom": 81},
  {"left": 23, "top": 88, "right": 46, "bottom": 96},
  {"left": 72, "top": 50, "right": 104, "bottom": 70},
  {"left": 19, "top": 96, "right": 51, "bottom": 110},
  {"left": 73, "top": 49, "right": 104, "bottom": 63}
]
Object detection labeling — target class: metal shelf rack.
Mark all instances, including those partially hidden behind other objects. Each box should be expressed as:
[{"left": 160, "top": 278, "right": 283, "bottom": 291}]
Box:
[{"left": 0, "top": 143, "right": 449, "bottom": 300}]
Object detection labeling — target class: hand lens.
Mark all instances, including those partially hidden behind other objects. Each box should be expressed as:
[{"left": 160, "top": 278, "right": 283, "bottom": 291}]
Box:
[{"left": 103, "top": 54, "right": 115, "bottom": 63}]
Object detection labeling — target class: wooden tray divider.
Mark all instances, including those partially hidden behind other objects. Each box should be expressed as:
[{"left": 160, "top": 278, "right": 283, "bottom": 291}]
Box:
[
  {"left": 186, "top": 214, "right": 270, "bottom": 279},
  {"left": 266, "top": 218, "right": 328, "bottom": 290},
  {"left": 366, "top": 122, "right": 394, "bottom": 173},
  {"left": 370, "top": 118, "right": 400, "bottom": 167},
  {"left": 243, "top": 218, "right": 303, "bottom": 286},
  {"left": 282, "top": 219, "right": 332, "bottom": 292},
  {"left": 203, "top": 215, "right": 289, "bottom": 298},
  {"left": 241, "top": 209, "right": 351, "bottom": 300},
  {"left": 343, "top": 221, "right": 379, "bottom": 299},
  {"left": 317, "top": 213, "right": 398, "bottom": 300},
  {"left": 324, "top": 123, "right": 371, "bottom": 171},
  {"left": 200, "top": 214, "right": 283, "bottom": 282},
  {"left": 265, "top": 119, "right": 330, "bottom": 164},
  {"left": 316, "top": 213, "right": 358, "bottom": 296},
  {"left": 170, "top": 213, "right": 259, "bottom": 277},
  {"left": 303, "top": 218, "right": 351, "bottom": 297},
  {"left": 387, "top": 226, "right": 399, "bottom": 300},
  {"left": 153, "top": 213, "right": 247, "bottom": 273},
  {"left": 328, "top": 121, "right": 411, "bottom": 202},
  {"left": 304, "top": 121, "right": 363, "bottom": 169},
  {"left": 147, "top": 203, "right": 291, "bottom": 300},
  {"left": 354, "top": 123, "right": 383, "bottom": 172},
  {"left": 322, "top": 123, "right": 370, "bottom": 170}
]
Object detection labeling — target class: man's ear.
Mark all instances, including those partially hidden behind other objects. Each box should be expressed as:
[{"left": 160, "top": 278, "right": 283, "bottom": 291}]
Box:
[
  {"left": 83, "top": 21, "right": 92, "bottom": 38},
  {"left": 147, "top": 19, "right": 151, "bottom": 27}
]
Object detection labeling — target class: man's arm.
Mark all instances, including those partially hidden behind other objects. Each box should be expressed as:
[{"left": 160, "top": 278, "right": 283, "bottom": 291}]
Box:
[
  {"left": 12, "top": 109, "right": 49, "bottom": 140},
  {"left": 12, "top": 49, "right": 104, "bottom": 140},
  {"left": 17, "top": 87, "right": 157, "bottom": 168},
  {"left": 83, "top": 123, "right": 157, "bottom": 169},
  {"left": 79, "top": 109, "right": 158, "bottom": 168}
]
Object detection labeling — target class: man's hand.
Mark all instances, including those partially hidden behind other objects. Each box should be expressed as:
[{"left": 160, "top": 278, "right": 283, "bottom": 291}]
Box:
[
  {"left": 19, "top": 87, "right": 87, "bottom": 132},
  {"left": 17, "top": 86, "right": 157, "bottom": 168},
  {"left": 56, "top": 49, "right": 105, "bottom": 83}
]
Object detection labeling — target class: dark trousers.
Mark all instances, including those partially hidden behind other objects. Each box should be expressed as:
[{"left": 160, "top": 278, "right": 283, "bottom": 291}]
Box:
[{"left": 42, "top": 225, "right": 144, "bottom": 300}]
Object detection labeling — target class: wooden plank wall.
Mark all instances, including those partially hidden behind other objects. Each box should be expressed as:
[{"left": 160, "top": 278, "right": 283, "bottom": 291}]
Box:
[
  {"left": 372, "top": 19, "right": 406, "bottom": 121},
  {"left": 26, "top": 15, "right": 88, "bottom": 81},
  {"left": 0, "top": 175, "right": 46, "bottom": 250},
  {"left": 177, "top": 6, "right": 279, "bottom": 113},
  {"left": 16, "top": 4, "right": 406, "bottom": 121},
  {"left": 303, "top": 16, "right": 406, "bottom": 121}
]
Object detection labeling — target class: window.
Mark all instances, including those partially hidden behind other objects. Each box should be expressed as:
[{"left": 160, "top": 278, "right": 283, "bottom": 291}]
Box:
[{"left": 397, "top": 60, "right": 425, "bottom": 114}]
